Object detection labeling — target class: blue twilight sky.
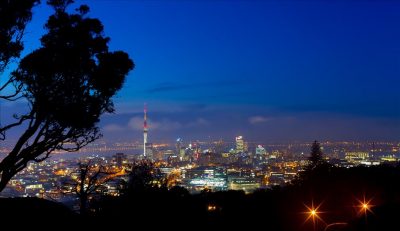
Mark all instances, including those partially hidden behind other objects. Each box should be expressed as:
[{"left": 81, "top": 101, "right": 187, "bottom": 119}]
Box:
[{"left": 3, "top": 0, "right": 400, "bottom": 143}]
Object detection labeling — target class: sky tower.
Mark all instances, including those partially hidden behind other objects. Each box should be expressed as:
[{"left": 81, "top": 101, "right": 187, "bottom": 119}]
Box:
[{"left": 143, "top": 103, "right": 148, "bottom": 157}]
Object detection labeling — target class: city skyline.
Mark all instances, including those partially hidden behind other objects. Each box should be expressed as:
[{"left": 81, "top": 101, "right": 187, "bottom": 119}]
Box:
[
  {"left": 1, "top": 1, "right": 400, "bottom": 228},
  {"left": 1, "top": 0, "right": 399, "bottom": 143}
]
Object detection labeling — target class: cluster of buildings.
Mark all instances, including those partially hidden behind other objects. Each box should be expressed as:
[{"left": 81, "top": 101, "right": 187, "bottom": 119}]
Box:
[
  {"left": 0, "top": 154, "right": 131, "bottom": 205},
  {"left": 0, "top": 105, "right": 399, "bottom": 202},
  {"left": 0, "top": 136, "right": 399, "bottom": 204}
]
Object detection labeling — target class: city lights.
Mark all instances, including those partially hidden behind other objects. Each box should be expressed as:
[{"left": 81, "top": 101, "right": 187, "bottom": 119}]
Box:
[
  {"left": 207, "top": 204, "right": 217, "bottom": 211},
  {"left": 0, "top": 0, "right": 398, "bottom": 230}
]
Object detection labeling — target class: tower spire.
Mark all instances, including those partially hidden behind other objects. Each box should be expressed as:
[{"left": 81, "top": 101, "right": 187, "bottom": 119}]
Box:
[{"left": 143, "top": 103, "right": 148, "bottom": 157}]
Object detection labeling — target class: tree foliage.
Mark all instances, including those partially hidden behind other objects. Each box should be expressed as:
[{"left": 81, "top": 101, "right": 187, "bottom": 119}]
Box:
[
  {"left": 0, "top": 0, "right": 134, "bottom": 192},
  {"left": 126, "top": 160, "right": 166, "bottom": 194},
  {"left": 308, "top": 140, "right": 325, "bottom": 169},
  {"left": 0, "top": 0, "right": 39, "bottom": 71},
  {"left": 0, "top": 0, "right": 39, "bottom": 100},
  {"left": 292, "top": 140, "right": 329, "bottom": 185},
  {"left": 64, "top": 160, "right": 118, "bottom": 215}
]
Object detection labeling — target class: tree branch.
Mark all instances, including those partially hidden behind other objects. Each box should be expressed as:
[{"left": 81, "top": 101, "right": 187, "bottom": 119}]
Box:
[
  {"left": 0, "top": 114, "right": 31, "bottom": 140},
  {"left": 0, "top": 78, "right": 23, "bottom": 101}
]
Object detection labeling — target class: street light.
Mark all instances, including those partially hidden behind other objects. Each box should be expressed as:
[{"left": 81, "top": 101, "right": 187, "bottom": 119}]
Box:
[
  {"left": 304, "top": 201, "right": 325, "bottom": 231},
  {"left": 304, "top": 201, "right": 323, "bottom": 222},
  {"left": 311, "top": 209, "right": 317, "bottom": 216},
  {"left": 356, "top": 196, "right": 373, "bottom": 216},
  {"left": 207, "top": 204, "right": 217, "bottom": 211}
]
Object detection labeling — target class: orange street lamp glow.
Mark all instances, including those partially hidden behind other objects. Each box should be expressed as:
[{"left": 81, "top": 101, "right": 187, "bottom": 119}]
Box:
[
  {"left": 356, "top": 196, "right": 374, "bottom": 216},
  {"left": 207, "top": 204, "right": 217, "bottom": 211},
  {"left": 303, "top": 200, "right": 326, "bottom": 231},
  {"left": 311, "top": 210, "right": 317, "bottom": 216}
]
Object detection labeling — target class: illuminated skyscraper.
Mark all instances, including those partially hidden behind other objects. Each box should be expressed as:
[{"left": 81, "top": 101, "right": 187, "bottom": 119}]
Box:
[
  {"left": 236, "top": 136, "right": 244, "bottom": 153},
  {"left": 176, "top": 138, "right": 183, "bottom": 155},
  {"left": 143, "top": 103, "right": 148, "bottom": 157},
  {"left": 176, "top": 138, "right": 185, "bottom": 160},
  {"left": 255, "top": 145, "right": 266, "bottom": 156}
]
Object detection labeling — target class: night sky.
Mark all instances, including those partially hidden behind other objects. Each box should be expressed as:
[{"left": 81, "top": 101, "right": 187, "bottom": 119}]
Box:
[{"left": 3, "top": 0, "right": 400, "bottom": 143}]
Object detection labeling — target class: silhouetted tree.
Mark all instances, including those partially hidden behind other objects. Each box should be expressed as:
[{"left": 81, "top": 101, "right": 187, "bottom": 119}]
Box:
[
  {"left": 0, "top": 0, "right": 39, "bottom": 101},
  {"left": 126, "top": 160, "right": 166, "bottom": 194},
  {"left": 0, "top": 0, "right": 134, "bottom": 192},
  {"left": 65, "top": 160, "right": 119, "bottom": 215},
  {"left": 308, "top": 140, "right": 325, "bottom": 169},
  {"left": 292, "top": 140, "right": 328, "bottom": 185},
  {"left": 0, "top": 0, "right": 39, "bottom": 72}
]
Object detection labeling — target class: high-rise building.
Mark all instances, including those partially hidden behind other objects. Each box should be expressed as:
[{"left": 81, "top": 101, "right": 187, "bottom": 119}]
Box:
[
  {"left": 163, "top": 149, "right": 175, "bottom": 160},
  {"left": 113, "top": 153, "right": 126, "bottom": 167},
  {"left": 214, "top": 139, "right": 225, "bottom": 154},
  {"left": 143, "top": 103, "right": 148, "bottom": 157},
  {"left": 254, "top": 145, "right": 267, "bottom": 163},
  {"left": 176, "top": 138, "right": 183, "bottom": 155},
  {"left": 345, "top": 152, "right": 369, "bottom": 164},
  {"left": 142, "top": 104, "right": 154, "bottom": 160},
  {"left": 236, "top": 136, "right": 244, "bottom": 153},
  {"left": 145, "top": 142, "right": 154, "bottom": 160},
  {"left": 255, "top": 145, "right": 266, "bottom": 155}
]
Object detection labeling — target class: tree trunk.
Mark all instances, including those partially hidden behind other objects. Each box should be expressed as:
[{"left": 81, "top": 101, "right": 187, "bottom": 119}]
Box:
[
  {"left": 0, "top": 172, "right": 12, "bottom": 192},
  {"left": 80, "top": 194, "right": 88, "bottom": 215},
  {"left": 0, "top": 117, "right": 41, "bottom": 193}
]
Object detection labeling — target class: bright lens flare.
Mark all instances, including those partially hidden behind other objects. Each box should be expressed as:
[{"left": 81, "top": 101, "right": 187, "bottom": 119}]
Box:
[
  {"left": 356, "top": 196, "right": 374, "bottom": 216},
  {"left": 303, "top": 200, "right": 325, "bottom": 229}
]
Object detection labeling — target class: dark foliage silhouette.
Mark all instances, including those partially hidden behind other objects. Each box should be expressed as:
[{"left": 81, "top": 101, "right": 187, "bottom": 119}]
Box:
[
  {"left": 0, "top": 0, "right": 39, "bottom": 101},
  {"left": 0, "top": 0, "right": 134, "bottom": 192},
  {"left": 64, "top": 160, "right": 118, "bottom": 215},
  {"left": 0, "top": 197, "right": 77, "bottom": 229},
  {"left": 293, "top": 140, "right": 331, "bottom": 185},
  {"left": 86, "top": 163, "right": 400, "bottom": 231},
  {"left": 0, "top": 161, "right": 397, "bottom": 231},
  {"left": 0, "top": 0, "right": 39, "bottom": 72},
  {"left": 309, "top": 140, "right": 326, "bottom": 169},
  {"left": 125, "top": 160, "right": 166, "bottom": 193}
]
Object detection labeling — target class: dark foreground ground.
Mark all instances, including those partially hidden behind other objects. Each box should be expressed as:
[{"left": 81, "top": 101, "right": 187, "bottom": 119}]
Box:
[
  {"left": 1, "top": 195, "right": 399, "bottom": 231},
  {"left": 2, "top": 165, "right": 400, "bottom": 231}
]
